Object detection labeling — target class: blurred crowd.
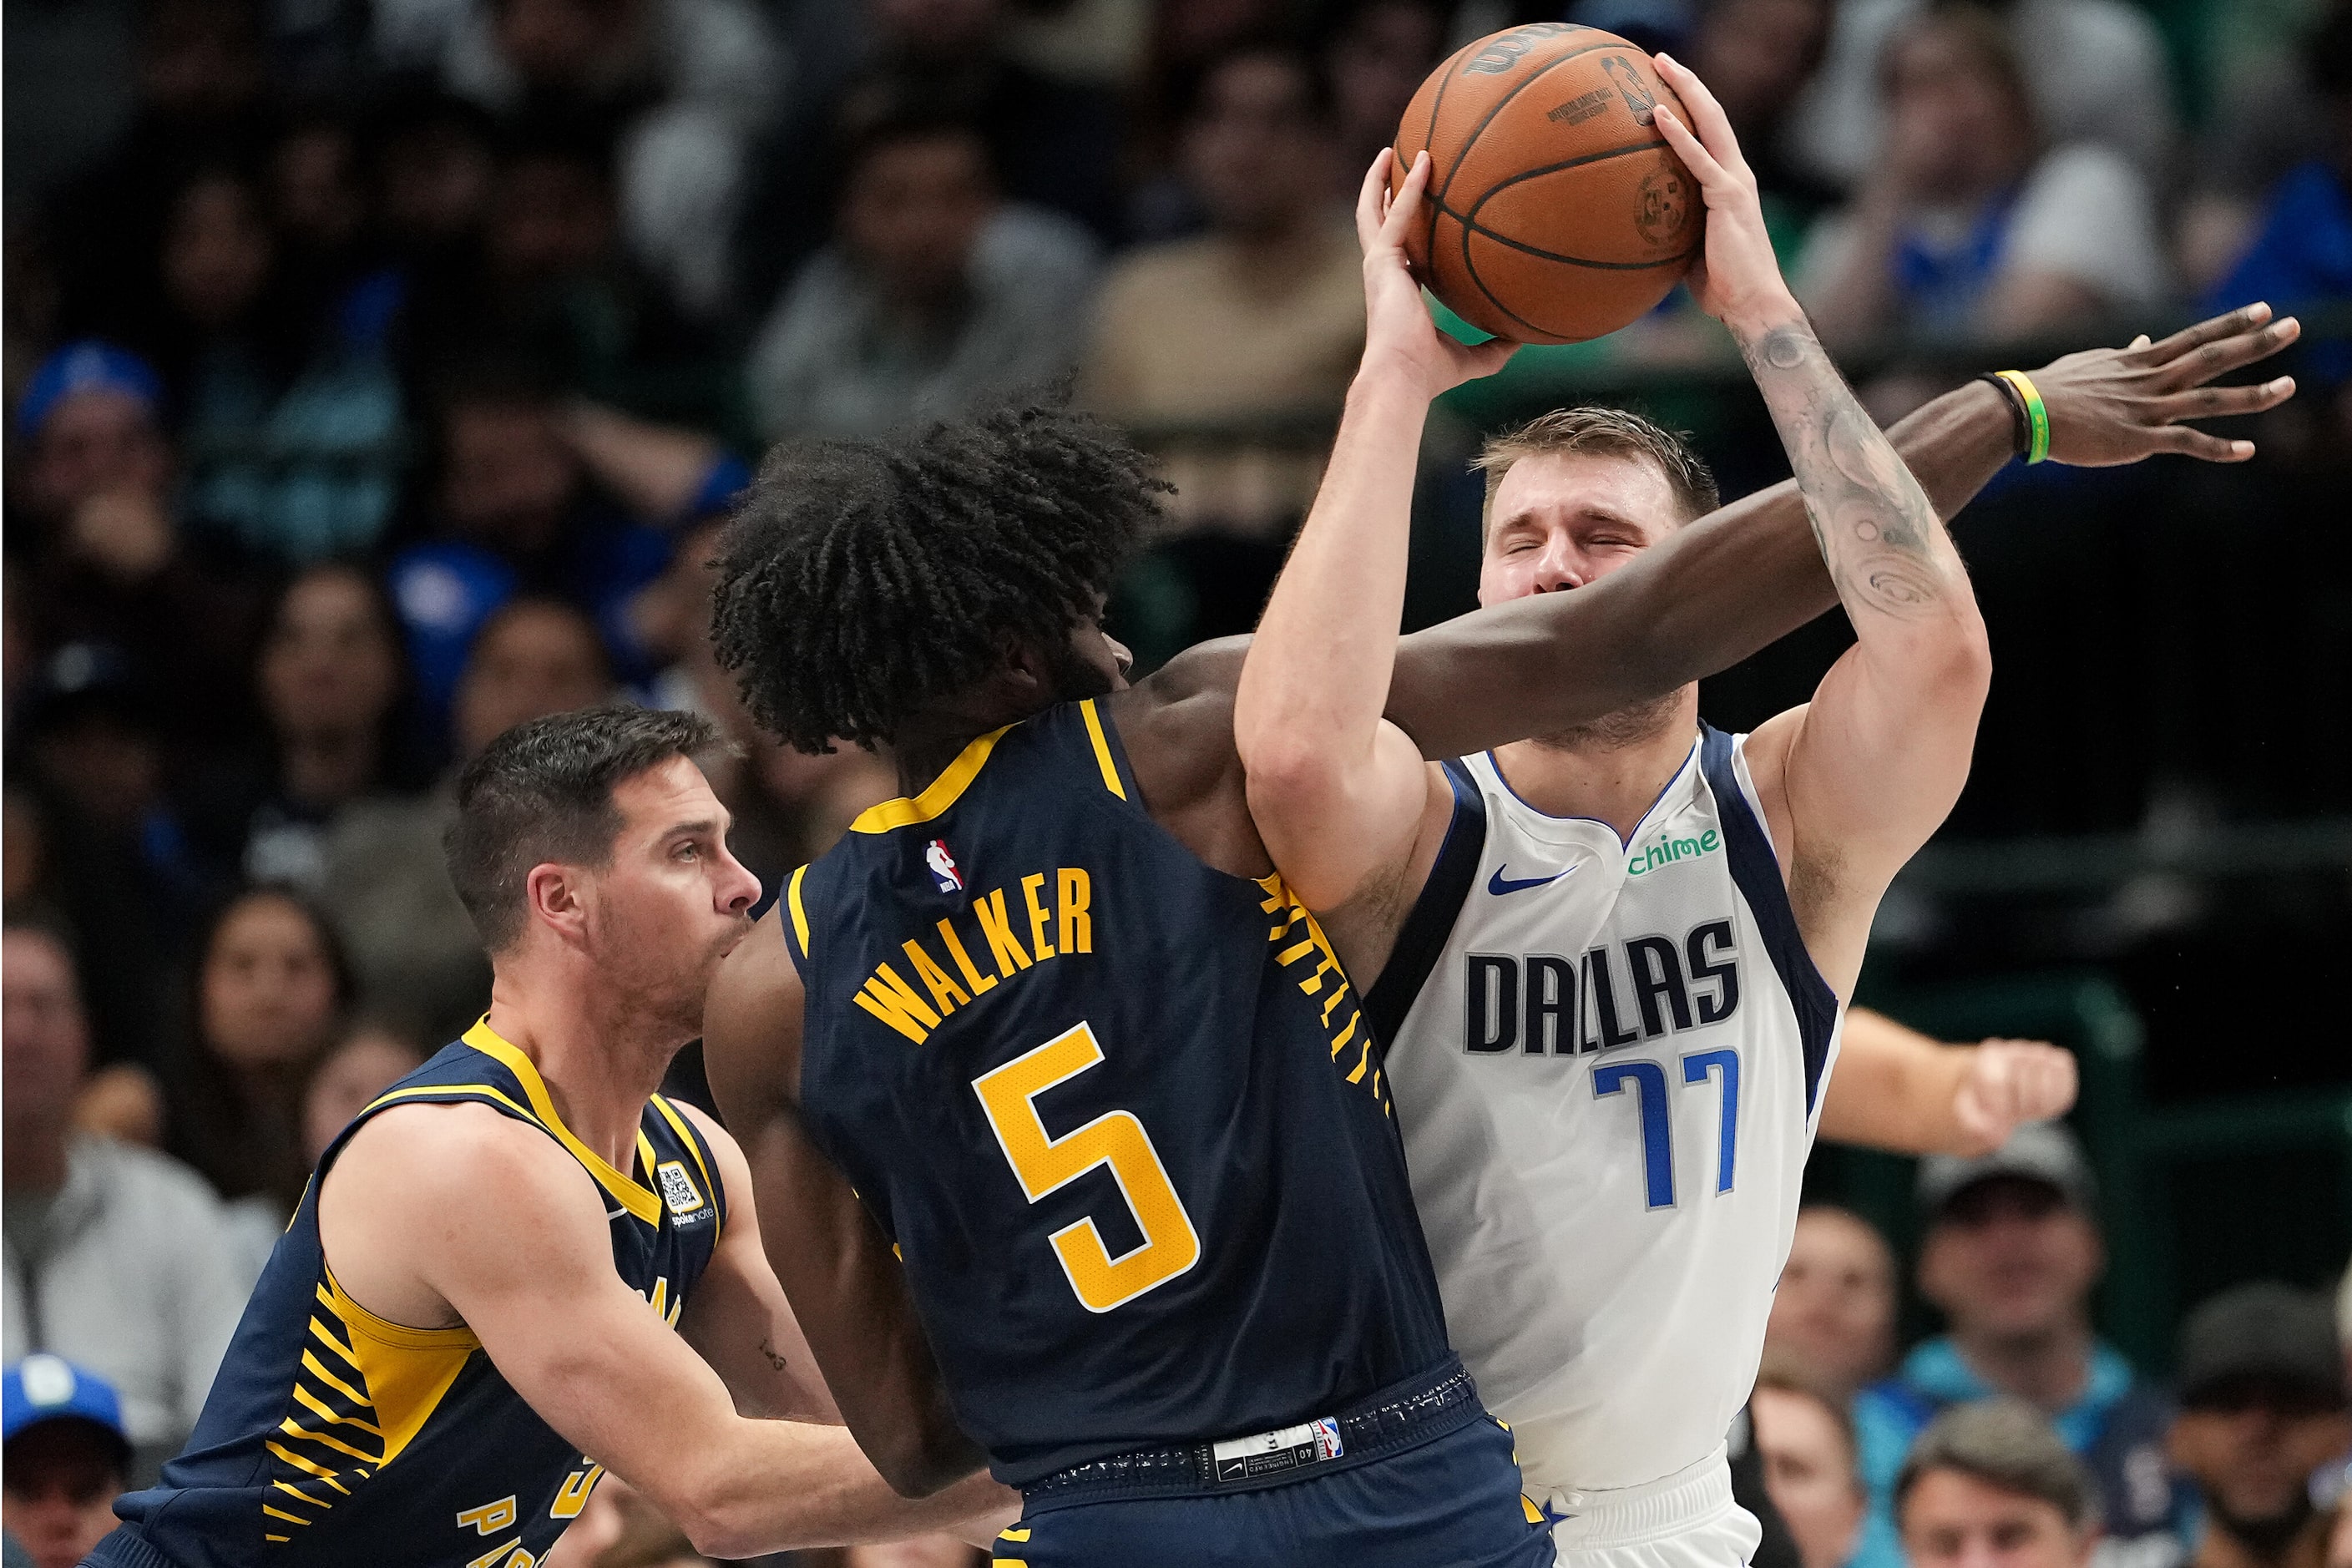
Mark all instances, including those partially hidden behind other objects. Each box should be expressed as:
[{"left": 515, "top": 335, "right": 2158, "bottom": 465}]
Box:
[{"left": 4, "top": 0, "right": 2351, "bottom": 1565}]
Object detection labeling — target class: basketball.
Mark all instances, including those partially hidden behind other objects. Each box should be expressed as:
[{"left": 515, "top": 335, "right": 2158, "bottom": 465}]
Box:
[{"left": 1393, "top": 23, "right": 1704, "bottom": 345}]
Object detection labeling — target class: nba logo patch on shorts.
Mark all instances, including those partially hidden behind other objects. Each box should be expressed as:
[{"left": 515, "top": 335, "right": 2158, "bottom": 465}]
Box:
[{"left": 1313, "top": 1418, "right": 1343, "bottom": 1460}]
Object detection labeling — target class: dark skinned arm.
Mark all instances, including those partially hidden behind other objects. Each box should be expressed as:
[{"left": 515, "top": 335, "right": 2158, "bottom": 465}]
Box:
[
  {"left": 1383, "top": 305, "right": 2299, "bottom": 761},
  {"left": 702, "top": 912, "right": 989, "bottom": 1499}
]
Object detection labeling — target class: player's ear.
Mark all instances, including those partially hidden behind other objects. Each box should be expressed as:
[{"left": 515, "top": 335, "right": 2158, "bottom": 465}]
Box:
[{"left": 524, "top": 861, "right": 590, "bottom": 945}]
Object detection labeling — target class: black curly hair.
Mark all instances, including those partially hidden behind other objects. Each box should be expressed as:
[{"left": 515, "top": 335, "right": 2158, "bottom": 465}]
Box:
[{"left": 711, "top": 404, "right": 1167, "bottom": 754}]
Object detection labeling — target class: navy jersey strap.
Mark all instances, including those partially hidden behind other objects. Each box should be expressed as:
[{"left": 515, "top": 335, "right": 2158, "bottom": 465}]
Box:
[
  {"left": 1366, "top": 759, "right": 1489, "bottom": 1050},
  {"left": 1697, "top": 726, "right": 1840, "bottom": 1110}
]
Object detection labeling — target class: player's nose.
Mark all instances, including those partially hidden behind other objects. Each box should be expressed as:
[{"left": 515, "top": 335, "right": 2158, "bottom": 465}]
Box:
[{"left": 713, "top": 843, "right": 761, "bottom": 916}]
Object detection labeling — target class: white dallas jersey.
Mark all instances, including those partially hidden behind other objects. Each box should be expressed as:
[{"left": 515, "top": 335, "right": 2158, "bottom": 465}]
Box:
[{"left": 1369, "top": 726, "right": 1845, "bottom": 1495}]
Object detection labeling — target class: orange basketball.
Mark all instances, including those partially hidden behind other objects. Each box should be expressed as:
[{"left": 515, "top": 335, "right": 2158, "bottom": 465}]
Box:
[{"left": 1392, "top": 23, "right": 1703, "bottom": 345}]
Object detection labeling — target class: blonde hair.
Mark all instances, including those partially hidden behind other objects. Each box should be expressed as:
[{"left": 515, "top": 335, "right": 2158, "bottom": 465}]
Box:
[{"left": 1472, "top": 406, "right": 1719, "bottom": 534}]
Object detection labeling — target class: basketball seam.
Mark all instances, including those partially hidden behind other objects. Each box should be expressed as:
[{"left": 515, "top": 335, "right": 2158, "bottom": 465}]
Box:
[
  {"left": 1418, "top": 37, "right": 1482, "bottom": 269},
  {"left": 1428, "top": 32, "right": 1617, "bottom": 218},
  {"left": 1452, "top": 136, "right": 1698, "bottom": 271}
]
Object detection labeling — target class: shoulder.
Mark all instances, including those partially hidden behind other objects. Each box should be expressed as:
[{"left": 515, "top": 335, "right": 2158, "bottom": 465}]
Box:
[
  {"left": 333, "top": 1095, "right": 584, "bottom": 1213},
  {"left": 1113, "top": 637, "right": 1249, "bottom": 795}
]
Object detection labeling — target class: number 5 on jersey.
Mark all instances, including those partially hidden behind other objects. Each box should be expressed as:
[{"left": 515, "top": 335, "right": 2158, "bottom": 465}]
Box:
[{"left": 974, "top": 1022, "right": 1203, "bottom": 1312}]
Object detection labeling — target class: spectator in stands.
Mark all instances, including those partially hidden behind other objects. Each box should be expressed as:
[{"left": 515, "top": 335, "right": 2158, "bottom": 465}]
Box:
[
  {"left": 397, "top": 119, "right": 736, "bottom": 429},
  {"left": 150, "top": 140, "right": 407, "bottom": 565},
  {"left": 8, "top": 342, "right": 271, "bottom": 762},
  {"left": 632, "top": 517, "right": 894, "bottom": 886},
  {"left": 1768, "top": 1205, "right": 1902, "bottom": 1402},
  {"left": 1686, "top": 0, "right": 1838, "bottom": 243},
  {"left": 167, "top": 888, "right": 353, "bottom": 1263},
  {"left": 1084, "top": 43, "right": 1358, "bottom": 644},
  {"left": 2167, "top": 1283, "right": 2349, "bottom": 1568},
  {"left": 2204, "top": 7, "right": 2352, "bottom": 385},
  {"left": 2, "top": 1356, "right": 133, "bottom": 1568},
  {"left": 1, "top": 916, "right": 252, "bottom": 1470},
  {"left": 1325, "top": 0, "right": 1449, "bottom": 185},
  {"left": 386, "top": 363, "right": 681, "bottom": 731},
  {"left": 1896, "top": 1401, "right": 2102, "bottom": 1568},
  {"left": 298, "top": 1023, "right": 426, "bottom": 1166},
  {"left": 374, "top": 0, "right": 788, "bottom": 322},
  {"left": 40, "top": 0, "right": 274, "bottom": 348},
  {"left": 1797, "top": 6, "right": 2167, "bottom": 350},
  {"left": 1753, "top": 1360, "right": 1869, "bottom": 1568},
  {"left": 1849, "top": 1123, "right": 2193, "bottom": 1568},
  {"left": 186, "top": 564, "right": 422, "bottom": 894},
  {"left": 745, "top": 107, "right": 1098, "bottom": 442},
  {"left": 737, "top": 0, "right": 1121, "bottom": 306},
  {"left": 322, "top": 597, "right": 615, "bottom": 1045},
  {"left": 1781, "top": 0, "right": 2175, "bottom": 190},
  {"left": 13, "top": 647, "right": 211, "bottom": 1072}
]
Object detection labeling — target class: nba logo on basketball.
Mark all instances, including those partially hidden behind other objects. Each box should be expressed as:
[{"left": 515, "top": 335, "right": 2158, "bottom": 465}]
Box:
[
  {"left": 924, "top": 839, "right": 964, "bottom": 894},
  {"left": 1313, "top": 1418, "right": 1343, "bottom": 1461}
]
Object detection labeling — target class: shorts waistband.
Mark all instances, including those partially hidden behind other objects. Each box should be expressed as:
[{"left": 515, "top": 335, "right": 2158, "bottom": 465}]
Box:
[
  {"left": 1540, "top": 1444, "right": 1735, "bottom": 1548},
  {"left": 1023, "top": 1358, "right": 1482, "bottom": 1510}
]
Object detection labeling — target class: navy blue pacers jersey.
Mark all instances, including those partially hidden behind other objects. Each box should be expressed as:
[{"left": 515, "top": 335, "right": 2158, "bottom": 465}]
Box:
[
  {"left": 787, "top": 698, "right": 1453, "bottom": 1485},
  {"left": 93, "top": 1021, "right": 727, "bottom": 1568}
]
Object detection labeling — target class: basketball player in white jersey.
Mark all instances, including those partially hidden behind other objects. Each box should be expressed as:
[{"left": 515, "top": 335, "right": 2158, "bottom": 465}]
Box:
[{"left": 1236, "top": 55, "right": 2301, "bottom": 1568}]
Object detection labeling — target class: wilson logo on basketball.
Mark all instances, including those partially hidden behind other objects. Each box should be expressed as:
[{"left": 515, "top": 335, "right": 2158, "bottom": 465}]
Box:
[{"left": 1462, "top": 22, "right": 1575, "bottom": 74}]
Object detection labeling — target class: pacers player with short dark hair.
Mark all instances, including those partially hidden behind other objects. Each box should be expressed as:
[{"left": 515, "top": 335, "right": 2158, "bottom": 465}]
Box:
[{"left": 89, "top": 707, "right": 1011, "bottom": 1568}]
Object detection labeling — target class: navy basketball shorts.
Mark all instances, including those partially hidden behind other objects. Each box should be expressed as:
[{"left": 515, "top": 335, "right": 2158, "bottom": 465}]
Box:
[{"left": 997, "top": 1410, "right": 1557, "bottom": 1567}]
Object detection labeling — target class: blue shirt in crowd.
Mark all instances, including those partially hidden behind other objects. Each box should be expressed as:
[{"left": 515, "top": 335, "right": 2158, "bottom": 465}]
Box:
[
  {"left": 1848, "top": 1336, "right": 2193, "bottom": 1568},
  {"left": 2208, "top": 160, "right": 2352, "bottom": 383}
]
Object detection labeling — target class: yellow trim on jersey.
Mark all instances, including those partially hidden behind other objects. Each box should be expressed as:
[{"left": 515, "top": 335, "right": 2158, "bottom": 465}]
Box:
[
  {"left": 315, "top": 1267, "right": 478, "bottom": 1468},
  {"left": 786, "top": 864, "right": 812, "bottom": 955},
  {"left": 359, "top": 1081, "right": 539, "bottom": 1125},
  {"left": 649, "top": 1095, "right": 721, "bottom": 1238},
  {"left": 635, "top": 1130, "right": 658, "bottom": 1185},
  {"left": 463, "top": 1020, "right": 663, "bottom": 1225},
  {"left": 1078, "top": 700, "right": 1125, "bottom": 799},
  {"left": 848, "top": 723, "right": 1012, "bottom": 834}
]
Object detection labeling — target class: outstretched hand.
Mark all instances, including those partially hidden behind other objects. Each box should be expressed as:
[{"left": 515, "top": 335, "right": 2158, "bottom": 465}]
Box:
[
  {"left": 2030, "top": 303, "right": 2300, "bottom": 465},
  {"left": 1356, "top": 148, "right": 1517, "bottom": 397}
]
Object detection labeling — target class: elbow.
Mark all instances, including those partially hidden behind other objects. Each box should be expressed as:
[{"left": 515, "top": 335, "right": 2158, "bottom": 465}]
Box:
[
  {"left": 870, "top": 1425, "right": 980, "bottom": 1500},
  {"left": 677, "top": 1506, "right": 766, "bottom": 1563},
  {"left": 1241, "top": 746, "right": 1346, "bottom": 836},
  {"left": 1935, "top": 613, "right": 1994, "bottom": 711}
]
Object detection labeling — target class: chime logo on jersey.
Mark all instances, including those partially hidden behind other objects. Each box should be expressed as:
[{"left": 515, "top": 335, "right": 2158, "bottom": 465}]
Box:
[{"left": 925, "top": 838, "right": 964, "bottom": 893}]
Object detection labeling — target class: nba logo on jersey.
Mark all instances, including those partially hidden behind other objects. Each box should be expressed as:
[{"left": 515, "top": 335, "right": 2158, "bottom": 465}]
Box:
[
  {"left": 1313, "top": 1417, "right": 1344, "bottom": 1460},
  {"left": 924, "top": 840, "right": 964, "bottom": 893}
]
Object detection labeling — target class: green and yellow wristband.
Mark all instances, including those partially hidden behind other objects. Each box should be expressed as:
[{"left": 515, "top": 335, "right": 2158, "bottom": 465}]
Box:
[{"left": 1980, "top": 368, "right": 2051, "bottom": 464}]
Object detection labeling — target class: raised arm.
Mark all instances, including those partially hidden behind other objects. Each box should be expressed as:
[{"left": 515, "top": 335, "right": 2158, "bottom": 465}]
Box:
[
  {"left": 1647, "top": 54, "right": 1990, "bottom": 995},
  {"left": 322, "top": 1102, "right": 1002, "bottom": 1560},
  {"left": 1381, "top": 300, "right": 2296, "bottom": 765},
  {"left": 1817, "top": 1009, "right": 2078, "bottom": 1156},
  {"left": 701, "top": 912, "right": 988, "bottom": 1499},
  {"left": 1232, "top": 149, "right": 1515, "bottom": 911}
]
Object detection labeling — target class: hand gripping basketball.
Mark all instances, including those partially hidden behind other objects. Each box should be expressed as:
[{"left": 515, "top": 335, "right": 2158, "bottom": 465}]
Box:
[
  {"left": 1358, "top": 147, "right": 1520, "bottom": 397},
  {"left": 1646, "top": 53, "right": 1800, "bottom": 336},
  {"left": 2016, "top": 303, "right": 2301, "bottom": 466}
]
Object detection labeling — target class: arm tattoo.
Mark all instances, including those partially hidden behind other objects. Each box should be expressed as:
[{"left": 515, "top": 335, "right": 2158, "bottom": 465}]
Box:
[
  {"left": 1737, "top": 321, "right": 1960, "bottom": 623},
  {"left": 759, "top": 1337, "right": 792, "bottom": 1373}
]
